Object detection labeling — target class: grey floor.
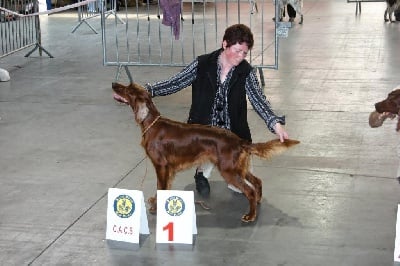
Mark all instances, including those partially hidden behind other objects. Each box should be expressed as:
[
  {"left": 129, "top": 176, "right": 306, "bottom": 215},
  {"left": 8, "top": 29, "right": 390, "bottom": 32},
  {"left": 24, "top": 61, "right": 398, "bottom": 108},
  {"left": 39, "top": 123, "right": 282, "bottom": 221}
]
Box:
[{"left": 1, "top": 0, "right": 400, "bottom": 265}]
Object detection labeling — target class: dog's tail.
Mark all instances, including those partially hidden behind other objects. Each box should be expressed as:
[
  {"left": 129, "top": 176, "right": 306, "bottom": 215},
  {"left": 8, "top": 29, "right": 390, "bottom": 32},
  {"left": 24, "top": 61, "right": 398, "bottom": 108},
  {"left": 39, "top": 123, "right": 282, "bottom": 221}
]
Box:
[{"left": 248, "top": 139, "right": 300, "bottom": 159}]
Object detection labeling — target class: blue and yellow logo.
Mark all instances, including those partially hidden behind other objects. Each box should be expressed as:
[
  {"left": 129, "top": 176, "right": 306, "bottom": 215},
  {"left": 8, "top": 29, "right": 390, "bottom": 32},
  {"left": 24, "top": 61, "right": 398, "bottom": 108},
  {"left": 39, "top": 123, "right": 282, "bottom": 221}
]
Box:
[
  {"left": 114, "top": 194, "right": 135, "bottom": 218},
  {"left": 165, "top": 196, "right": 185, "bottom": 216}
]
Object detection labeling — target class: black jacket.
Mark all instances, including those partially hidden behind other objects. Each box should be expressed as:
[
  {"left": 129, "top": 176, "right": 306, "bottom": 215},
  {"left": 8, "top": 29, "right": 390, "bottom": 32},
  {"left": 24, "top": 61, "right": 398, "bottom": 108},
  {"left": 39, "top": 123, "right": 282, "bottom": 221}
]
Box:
[{"left": 187, "top": 48, "right": 253, "bottom": 142}]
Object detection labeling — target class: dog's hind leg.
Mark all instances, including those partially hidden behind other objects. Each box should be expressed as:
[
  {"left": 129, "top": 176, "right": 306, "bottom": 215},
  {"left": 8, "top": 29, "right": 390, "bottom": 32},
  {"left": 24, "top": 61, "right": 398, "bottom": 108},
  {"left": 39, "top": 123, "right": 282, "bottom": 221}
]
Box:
[
  {"left": 219, "top": 169, "right": 258, "bottom": 222},
  {"left": 241, "top": 182, "right": 259, "bottom": 223},
  {"left": 245, "top": 172, "right": 262, "bottom": 203}
]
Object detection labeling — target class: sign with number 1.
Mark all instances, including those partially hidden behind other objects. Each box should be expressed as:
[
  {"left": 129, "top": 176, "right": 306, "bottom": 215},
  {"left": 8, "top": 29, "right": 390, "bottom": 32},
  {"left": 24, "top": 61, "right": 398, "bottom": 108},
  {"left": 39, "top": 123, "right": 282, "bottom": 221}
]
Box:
[{"left": 156, "top": 190, "right": 197, "bottom": 244}]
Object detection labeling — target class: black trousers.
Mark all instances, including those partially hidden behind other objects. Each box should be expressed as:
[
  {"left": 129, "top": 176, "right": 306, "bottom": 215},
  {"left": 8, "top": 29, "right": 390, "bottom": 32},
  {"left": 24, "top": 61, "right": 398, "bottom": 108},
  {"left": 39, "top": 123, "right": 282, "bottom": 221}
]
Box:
[{"left": 287, "top": 4, "right": 296, "bottom": 18}]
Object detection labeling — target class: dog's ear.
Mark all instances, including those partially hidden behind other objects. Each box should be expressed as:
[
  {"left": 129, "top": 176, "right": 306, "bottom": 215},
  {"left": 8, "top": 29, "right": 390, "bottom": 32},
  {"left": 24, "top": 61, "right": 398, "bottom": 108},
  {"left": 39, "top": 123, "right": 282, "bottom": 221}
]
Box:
[
  {"left": 135, "top": 102, "right": 149, "bottom": 122},
  {"left": 369, "top": 111, "right": 384, "bottom": 128}
]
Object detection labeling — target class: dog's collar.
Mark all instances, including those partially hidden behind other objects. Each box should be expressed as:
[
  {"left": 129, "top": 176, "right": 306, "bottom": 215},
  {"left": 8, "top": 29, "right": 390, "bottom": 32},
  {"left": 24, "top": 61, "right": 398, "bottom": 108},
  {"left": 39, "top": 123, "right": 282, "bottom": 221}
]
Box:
[{"left": 142, "top": 115, "right": 161, "bottom": 136}]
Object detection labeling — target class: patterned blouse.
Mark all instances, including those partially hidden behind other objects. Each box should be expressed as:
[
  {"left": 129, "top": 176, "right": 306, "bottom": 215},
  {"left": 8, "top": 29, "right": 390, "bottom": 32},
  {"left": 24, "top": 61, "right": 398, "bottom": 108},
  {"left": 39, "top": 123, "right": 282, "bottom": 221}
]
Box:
[{"left": 145, "top": 58, "right": 285, "bottom": 134}]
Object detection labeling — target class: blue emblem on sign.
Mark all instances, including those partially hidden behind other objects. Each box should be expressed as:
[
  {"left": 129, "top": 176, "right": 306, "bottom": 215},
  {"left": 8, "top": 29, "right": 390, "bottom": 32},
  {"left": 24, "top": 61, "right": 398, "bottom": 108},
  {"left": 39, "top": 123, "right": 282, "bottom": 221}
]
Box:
[
  {"left": 114, "top": 194, "right": 135, "bottom": 218},
  {"left": 165, "top": 196, "right": 185, "bottom": 216}
]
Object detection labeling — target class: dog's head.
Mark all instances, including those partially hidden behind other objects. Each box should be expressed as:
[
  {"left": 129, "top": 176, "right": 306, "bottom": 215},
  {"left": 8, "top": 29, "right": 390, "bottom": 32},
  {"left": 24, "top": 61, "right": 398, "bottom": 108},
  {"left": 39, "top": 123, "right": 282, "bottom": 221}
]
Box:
[
  {"left": 375, "top": 89, "right": 400, "bottom": 115},
  {"left": 370, "top": 88, "right": 400, "bottom": 130},
  {"left": 112, "top": 82, "right": 159, "bottom": 123}
]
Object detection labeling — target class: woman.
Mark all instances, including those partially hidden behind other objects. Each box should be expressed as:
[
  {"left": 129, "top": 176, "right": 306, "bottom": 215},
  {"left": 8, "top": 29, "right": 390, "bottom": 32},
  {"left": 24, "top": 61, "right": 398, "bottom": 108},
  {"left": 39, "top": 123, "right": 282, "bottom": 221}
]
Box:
[{"left": 143, "top": 24, "right": 289, "bottom": 196}]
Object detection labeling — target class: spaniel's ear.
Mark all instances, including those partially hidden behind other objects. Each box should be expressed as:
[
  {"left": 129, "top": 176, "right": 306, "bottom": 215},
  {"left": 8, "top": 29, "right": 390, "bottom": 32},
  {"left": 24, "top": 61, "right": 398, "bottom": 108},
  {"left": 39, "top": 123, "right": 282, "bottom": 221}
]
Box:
[
  {"left": 369, "top": 111, "right": 384, "bottom": 128},
  {"left": 369, "top": 111, "right": 396, "bottom": 128},
  {"left": 135, "top": 102, "right": 149, "bottom": 122}
]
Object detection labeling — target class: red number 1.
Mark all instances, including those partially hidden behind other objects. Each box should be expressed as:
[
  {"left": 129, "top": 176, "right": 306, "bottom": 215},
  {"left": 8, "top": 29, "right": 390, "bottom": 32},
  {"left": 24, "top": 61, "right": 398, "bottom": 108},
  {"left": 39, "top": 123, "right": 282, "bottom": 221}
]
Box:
[{"left": 163, "top": 222, "right": 174, "bottom": 241}]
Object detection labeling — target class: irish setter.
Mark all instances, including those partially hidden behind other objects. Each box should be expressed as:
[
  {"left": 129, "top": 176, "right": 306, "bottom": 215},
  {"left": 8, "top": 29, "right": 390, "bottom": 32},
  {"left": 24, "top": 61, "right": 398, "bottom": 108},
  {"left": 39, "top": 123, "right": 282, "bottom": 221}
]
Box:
[
  {"left": 112, "top": 82, "right": 300, "bottom": 223},
  {"left": 369, "top": 88, "right": 400, "bottom": 130}
]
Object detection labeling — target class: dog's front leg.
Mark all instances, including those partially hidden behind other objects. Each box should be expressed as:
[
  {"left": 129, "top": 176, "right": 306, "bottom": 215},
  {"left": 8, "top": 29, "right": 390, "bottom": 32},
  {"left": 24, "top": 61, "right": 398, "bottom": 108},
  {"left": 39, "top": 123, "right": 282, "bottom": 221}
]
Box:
[
  {"left": 148, "top": 195, "right": 157, "bottom": 214},
  {"left": 148, "top": 165, "right": 173, "bottom": 214}
]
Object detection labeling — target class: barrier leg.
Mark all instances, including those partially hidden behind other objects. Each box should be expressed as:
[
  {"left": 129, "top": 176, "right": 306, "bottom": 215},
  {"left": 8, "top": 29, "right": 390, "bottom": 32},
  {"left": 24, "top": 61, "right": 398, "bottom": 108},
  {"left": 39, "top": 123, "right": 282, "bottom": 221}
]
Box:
[
  {"left": 72, "top": 19, "right": 99, "bottom": 34},
  {"left": 249, "top": 0, "right": 258, "bottom": 14},
  {"left": 355, "top": 1, "right": 361, "bottom": 15},
  {"left": 26, "top": 15, "right": 54, "bottom": 58},
  {"left": 72, "top": 1, "right": 99, "bottom": 34},
  {"left": 25, "top": 43, "right": 54, "bottom": 58},
  {"left": 106, "top": 10, "right": 125, "bottom": 24},
  {"left": 124, "top": 66, "right": 133, "bottom": 83},
  {"left": 114, "top": 65, "right": 133, "bottom": 83}
]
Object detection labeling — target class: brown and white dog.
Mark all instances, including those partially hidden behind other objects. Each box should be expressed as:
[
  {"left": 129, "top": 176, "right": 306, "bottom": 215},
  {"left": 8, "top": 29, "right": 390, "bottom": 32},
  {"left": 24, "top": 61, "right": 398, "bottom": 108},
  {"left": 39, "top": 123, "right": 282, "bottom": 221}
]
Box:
[
  {"left": 384, "top": 0, "right": 400, "bottom": 22},
  {"left": 369, "top": 87, "right": 400, "bottom": 183},
  {"left": 112, "top": 82, "right": 300, "bottom": 223},
  {"left": 369, "top": 88, "right": 400, "bottom": 130}
]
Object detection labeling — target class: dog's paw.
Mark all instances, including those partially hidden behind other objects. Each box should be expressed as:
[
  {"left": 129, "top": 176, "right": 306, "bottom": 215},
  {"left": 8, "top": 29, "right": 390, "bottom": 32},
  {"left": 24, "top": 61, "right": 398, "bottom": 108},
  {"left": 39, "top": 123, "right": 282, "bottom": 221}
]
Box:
[
  {"left": 149, "top": 206, "right": 157, "bottom": 214},
  {"left": 241, "top": 213, "right": 256, "bottom": 223},
  {"left": 148, "top": 197, "right": 157, "bottom": 214}
]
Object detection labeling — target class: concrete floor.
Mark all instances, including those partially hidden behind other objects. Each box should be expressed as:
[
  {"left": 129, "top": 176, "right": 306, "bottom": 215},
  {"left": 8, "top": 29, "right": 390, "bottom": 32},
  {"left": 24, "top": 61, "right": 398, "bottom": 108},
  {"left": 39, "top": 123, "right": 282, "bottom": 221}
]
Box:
[{"left": 1, "top": 0, "right": 400, "bottom": 265}]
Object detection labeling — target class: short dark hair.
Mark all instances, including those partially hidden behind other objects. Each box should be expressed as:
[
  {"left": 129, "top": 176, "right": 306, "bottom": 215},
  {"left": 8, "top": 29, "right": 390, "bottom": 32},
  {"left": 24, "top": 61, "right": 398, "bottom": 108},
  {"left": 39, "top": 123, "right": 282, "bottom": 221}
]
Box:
[{"left": 222, "top": 24, "right": 254, "bottom": 50}]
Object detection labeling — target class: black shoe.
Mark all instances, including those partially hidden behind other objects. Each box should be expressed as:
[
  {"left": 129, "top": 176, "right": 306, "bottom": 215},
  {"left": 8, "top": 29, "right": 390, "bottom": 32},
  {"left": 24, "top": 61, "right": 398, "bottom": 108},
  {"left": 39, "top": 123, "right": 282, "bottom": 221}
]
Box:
[{"left": 194, "top": 171, "right": 210, "bottom": 197}]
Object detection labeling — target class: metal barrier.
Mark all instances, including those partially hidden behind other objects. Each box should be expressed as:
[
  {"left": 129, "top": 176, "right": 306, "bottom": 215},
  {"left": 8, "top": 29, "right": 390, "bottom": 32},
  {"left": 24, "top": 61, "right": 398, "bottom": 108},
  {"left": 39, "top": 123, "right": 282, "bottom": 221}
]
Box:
[
  {"left": 1, "top": 0, "right": 105, "bottom": 59},
  {"left": 347, "top": 0, "right": 385, "bottom": 15},
  {"left": 72, "top": 0, "right": 124, "bottom": 34},
  {"left": 0, "top": 0, "right": 53, "bottom": 58},
  {"left": 100, "top": 0, "right": 285, "bottom": 85}
]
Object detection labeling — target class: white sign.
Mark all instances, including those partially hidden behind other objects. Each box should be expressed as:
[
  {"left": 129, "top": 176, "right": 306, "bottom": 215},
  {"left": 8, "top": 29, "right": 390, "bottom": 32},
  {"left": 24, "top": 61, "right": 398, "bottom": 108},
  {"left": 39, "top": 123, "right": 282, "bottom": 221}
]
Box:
[
  {"left": 106, "top": 188, "right": 149, "bottom": 244},
  {"left": 156, "top": 190, "right": 197, "bottom": 244},
  {"left": 277, "top": 26, "right": 289, "bottom": 38},
  {"left": 395, "top": 204, "right": 400, "bottom": 262}
]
